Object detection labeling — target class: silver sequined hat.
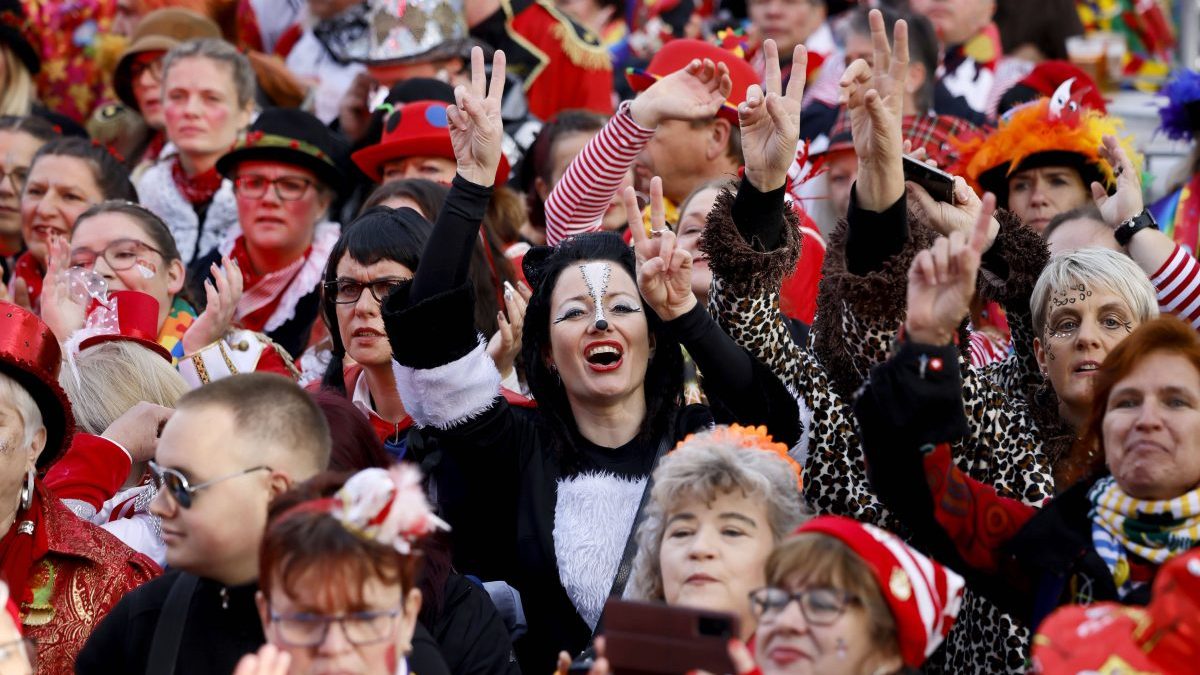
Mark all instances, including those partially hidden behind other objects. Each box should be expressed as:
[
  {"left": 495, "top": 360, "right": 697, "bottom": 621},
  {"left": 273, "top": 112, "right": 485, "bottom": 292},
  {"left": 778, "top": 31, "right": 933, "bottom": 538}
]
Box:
[{"left": 365, "top": 0, "right": 482, "bottom": 64}]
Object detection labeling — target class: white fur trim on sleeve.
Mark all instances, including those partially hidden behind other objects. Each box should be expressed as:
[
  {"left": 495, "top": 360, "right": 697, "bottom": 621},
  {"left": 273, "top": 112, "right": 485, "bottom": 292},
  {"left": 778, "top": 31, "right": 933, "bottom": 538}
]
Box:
[{"left": 391, "top": 338, "right": 503, "bottom": 430}]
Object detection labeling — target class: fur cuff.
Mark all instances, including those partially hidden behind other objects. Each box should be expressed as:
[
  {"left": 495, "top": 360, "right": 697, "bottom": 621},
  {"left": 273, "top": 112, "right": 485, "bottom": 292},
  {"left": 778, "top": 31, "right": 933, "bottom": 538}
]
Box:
[
  {"left": 977, "top": 209, "right": 1049, "bottom": 309},
  {"left": 392, "top": 339, "right": 502, "bottom": 430},
  {"left": 699, "top": 188, "right": 801, "bottom": 296}
]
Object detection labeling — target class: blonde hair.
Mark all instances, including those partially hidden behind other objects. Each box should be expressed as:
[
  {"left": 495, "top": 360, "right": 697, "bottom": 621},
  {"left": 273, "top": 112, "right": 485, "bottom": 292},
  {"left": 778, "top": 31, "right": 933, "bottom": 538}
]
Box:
[
  {"left": 0, "top": 372, "right": 44, "bottom": 449},
  {"left": 628, "top": 434, "right": 810, "bottom": 601},
  {"left": 1031, "top": 247, "right": 1159, "bottom": 337},
  {"left": 59, "top": 341, "right": 187, "bottom": 434},
  {"left": 0, "top": 45, "right": 35, "bottom": 117}
]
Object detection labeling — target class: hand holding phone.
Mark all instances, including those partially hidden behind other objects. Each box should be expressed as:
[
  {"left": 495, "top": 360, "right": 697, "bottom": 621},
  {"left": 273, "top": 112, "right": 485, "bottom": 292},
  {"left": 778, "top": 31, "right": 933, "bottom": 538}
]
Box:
[{"left": 902, "top": 154, "right": 955, "bottom": 204}]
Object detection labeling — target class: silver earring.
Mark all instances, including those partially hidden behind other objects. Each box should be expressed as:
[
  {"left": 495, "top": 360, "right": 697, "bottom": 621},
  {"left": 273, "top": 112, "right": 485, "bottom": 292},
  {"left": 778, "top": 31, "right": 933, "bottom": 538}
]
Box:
[
  {"left": 836, "top": 637, "right": 848, "bottom": 659},
  {"left": 18, "top": 468, "right": 34, "bottom": 512}
]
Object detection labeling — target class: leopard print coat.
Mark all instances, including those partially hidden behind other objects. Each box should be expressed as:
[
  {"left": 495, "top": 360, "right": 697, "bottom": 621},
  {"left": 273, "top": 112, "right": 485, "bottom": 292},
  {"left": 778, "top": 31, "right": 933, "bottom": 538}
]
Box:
[{"left": 699, "top": 190, "right": 1071, "bottom": 674}]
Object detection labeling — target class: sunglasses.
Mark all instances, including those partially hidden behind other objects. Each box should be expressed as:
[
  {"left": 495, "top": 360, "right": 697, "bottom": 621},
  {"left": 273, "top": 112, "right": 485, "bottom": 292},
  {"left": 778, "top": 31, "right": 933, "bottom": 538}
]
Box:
[{"left": 148, "top": 460, "right": 272, "bottom": 509}]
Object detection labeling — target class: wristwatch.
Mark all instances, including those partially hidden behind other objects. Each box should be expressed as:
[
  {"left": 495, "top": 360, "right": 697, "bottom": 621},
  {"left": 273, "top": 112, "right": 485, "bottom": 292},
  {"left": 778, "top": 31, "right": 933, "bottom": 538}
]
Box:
[{"left": 1114, "top": 209, "right": 1157, "bottom": 246}]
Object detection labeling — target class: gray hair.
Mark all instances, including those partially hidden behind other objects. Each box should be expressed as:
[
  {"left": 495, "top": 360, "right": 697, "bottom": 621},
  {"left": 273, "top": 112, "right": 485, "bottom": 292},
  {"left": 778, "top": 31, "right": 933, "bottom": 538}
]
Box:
[
  {"left": 60, "top": 341, "right": 188, "bottom": 435},
  {"left": 0, "top": 372, "right": 44, "bottom": 450},
  {"left": 1031, "top": 247, "right": 1159, "bottom": 337},
  {"left": 628, "top": 430, "right": 811, "bottom": 601},
  {"left": 162, "top": 38, "right": 256, "bottom": 109}
]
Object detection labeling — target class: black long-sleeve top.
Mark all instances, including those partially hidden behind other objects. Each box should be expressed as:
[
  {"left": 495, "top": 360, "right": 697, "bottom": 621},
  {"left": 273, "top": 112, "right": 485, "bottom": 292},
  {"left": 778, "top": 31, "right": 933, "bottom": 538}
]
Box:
[{"left": 384, "top": 174, "right": 799, "bottom": 673}]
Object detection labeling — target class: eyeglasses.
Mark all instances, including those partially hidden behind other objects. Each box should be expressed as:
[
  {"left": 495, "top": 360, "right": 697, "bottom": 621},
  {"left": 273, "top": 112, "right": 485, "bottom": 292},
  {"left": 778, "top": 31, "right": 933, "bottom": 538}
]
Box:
[
  {"left": 148, "top": 460, "right": 272, "bottom": 509},
  {"left": 69, "top": 238, "right": 164, "bottom": 272},
  {"left": 269, "top": 606, "right": 403, "bottom": 647},
  {"left": 234, "top": 174, "right": 314, "bottom": 201},
  {"left": 129, "top": 57, "right": 164, "bottom": 82},
  {"left": 748, "top": 587, "right": 860, "bottom": 626},
  {"left": 0, "top": 166, "right": 29, "bottom": 194},
  {"left": 323, "top": 277, "right": 408, "bottom": 304}
]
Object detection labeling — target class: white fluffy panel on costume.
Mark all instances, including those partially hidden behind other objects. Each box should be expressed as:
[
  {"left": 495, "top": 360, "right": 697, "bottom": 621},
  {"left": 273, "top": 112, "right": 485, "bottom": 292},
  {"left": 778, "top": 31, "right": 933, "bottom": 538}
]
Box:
[
  {"left": 554, "top": 472, "right": 646, "bottom": 630},
  {"left": 391, "top": 339, "right": 502, "bottom": 430}
]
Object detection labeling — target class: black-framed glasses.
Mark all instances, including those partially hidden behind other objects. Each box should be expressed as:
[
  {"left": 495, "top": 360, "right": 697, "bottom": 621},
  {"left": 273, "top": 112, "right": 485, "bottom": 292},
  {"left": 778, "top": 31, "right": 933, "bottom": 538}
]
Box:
[
  {"left": 748, "top": 587, "right": 860, "bottom": 626},
  {"left": 269, "top": 606, "right": 403, "bottom": 647},
  {"left": 234, "top": 174, "right": 314, "bottom": 201},
  {"left": 69, "top": 238, "right": 164, "bottom": 271},
  {"left": 0, "top": 166, "right": 29, "bottom": 195},
  {"left": 148, "top": 460, "right": 272, "bottom": 509},
  {"left": 323, "top": 277, "right": 407, "bottom": 304}
]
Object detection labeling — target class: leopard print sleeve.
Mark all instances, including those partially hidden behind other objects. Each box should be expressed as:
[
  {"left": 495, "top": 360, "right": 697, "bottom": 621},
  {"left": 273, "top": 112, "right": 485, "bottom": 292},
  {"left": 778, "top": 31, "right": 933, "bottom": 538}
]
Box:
[{"left": 974, "top": 209, "right": 1050, "bottom": 400}]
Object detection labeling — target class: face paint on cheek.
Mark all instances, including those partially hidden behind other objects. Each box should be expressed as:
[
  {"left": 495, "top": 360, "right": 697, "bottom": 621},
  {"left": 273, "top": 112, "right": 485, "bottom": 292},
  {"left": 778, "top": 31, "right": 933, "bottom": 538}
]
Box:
[{"left": 579, "top": 262, "right": 612, "bottom": 331}]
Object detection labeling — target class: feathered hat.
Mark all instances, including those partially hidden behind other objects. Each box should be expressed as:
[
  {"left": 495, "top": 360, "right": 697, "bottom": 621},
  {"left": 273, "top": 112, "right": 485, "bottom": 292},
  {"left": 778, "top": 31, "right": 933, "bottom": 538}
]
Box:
[
  {"left": 952, "top": 78, "right": 1138, "bottom": 207},
  {"left": 1158, "top": 69, "right": 1200, "bottom": 142}
]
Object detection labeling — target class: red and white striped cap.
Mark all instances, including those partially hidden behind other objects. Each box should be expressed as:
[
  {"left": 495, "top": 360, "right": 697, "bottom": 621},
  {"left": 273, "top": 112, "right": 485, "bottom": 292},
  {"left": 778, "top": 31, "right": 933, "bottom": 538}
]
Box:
[{"left": 794, "top": 516, "right": 965, "bottom": 668}]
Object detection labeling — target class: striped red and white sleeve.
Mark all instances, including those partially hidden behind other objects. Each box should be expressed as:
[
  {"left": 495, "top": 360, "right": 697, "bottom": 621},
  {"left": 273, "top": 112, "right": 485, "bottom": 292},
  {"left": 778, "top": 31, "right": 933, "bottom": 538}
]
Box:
[
  {"left": 544, "top": 100, "right": 655, "bottom": 246},
  {"left": 1150, "top": 244, "right": 1200, "bottom": 331},
  {"left": 967, "top": 330, "right": 1009, "bottom": 368}
]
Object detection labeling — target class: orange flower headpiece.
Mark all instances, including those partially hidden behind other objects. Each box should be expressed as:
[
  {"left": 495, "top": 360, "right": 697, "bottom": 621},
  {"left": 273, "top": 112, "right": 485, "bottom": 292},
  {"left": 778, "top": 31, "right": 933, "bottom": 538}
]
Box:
[
  {"left": 676, "top": 424, "right": 802, "bottom": 491},
  {"left": 951, "top": 79, "right": 1139, "bottom": 206}
]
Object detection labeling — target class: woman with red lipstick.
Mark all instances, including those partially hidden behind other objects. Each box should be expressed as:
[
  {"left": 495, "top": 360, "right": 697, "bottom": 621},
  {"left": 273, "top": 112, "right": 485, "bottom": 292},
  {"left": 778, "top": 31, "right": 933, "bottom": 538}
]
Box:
[
  {"left": 382, "top": 47, "right": 799, "bottom": 673},
  {"left": 186, "top": 107, "right": 349, "bottom": 359},
  {"left": 9, "top": 137, "right": 137, "bottom": 310}
]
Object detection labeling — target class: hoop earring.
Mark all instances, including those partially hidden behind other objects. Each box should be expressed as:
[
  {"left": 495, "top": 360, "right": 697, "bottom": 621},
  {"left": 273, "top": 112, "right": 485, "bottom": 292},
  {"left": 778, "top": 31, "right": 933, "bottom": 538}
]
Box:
[{"left": 19, "top": 468, "right": 34, "bottom": 512}]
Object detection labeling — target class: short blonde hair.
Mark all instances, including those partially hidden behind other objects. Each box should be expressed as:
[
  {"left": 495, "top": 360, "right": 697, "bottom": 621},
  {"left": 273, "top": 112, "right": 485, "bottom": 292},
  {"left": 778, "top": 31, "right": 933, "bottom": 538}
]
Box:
[
  {"left": 628, "top": 434, "right": 810, "bottom": 601},
  {"left": 0, "top": 45, "right": 35, "bottom": 117},
  {"left": 60, "top": 341, "right": 188, "bottom": 434},
  {"left": 1031, "top": 247, "right": 1159, "bottom": 337},
  {"left": 0, "top": 372, "right": 44, "bottom": 449}
]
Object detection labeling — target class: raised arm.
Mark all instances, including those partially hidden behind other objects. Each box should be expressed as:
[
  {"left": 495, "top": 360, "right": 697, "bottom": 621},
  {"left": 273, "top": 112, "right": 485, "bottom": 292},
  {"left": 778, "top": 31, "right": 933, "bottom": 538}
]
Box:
[
  {"left": 543, "top": 58, "right": 733, "bottom": 244},
  {"left": 628, "top": 178, "right": 800, "bottom": 444}
]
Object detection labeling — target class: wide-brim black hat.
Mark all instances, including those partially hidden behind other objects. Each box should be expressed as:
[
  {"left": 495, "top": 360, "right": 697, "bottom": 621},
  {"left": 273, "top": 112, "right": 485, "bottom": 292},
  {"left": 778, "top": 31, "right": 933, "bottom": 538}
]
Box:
[
  {"left": 976, "top": 150, "right": 1104, "bottom": 209},
  {"left": 0, "top": 0, "right": 40, "bottom": 75},
  {"left": 217, "top": 108, "right": 351, "bottom": 196}
]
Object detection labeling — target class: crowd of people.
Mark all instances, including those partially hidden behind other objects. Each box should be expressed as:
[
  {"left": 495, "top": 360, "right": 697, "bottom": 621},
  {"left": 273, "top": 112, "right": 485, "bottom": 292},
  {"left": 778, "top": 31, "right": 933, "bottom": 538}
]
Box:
[{"left": 0, "top": 0, "right": 1197, "bottom": 672}]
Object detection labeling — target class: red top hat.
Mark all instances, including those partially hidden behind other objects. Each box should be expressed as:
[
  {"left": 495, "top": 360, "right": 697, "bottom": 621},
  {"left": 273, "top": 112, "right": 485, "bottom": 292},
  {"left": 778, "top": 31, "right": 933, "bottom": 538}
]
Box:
[
  {"left": 795, "top": 516, "right": 965, "bottom": 668},
  {"left": 1032, "top": 549, "right": 1200, "bottom": 674},
  {"left": 625, "top": 39, "right": 761, "bottom": 124},
  {"left": 0, "top": 302, "right": 74, "bottom": 469},
  {"left": 77, "top": 291, "right": 171, "bottom": 363},
  {"left": 351, "top": 100, "right": 511, "bottom": 186}
]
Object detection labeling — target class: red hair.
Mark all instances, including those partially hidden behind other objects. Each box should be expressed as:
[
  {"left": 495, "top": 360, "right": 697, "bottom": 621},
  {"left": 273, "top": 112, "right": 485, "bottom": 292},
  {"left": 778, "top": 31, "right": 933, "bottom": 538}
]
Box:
[{"left": 1072, "top": 316, "right": 1200, "bottom": 486}]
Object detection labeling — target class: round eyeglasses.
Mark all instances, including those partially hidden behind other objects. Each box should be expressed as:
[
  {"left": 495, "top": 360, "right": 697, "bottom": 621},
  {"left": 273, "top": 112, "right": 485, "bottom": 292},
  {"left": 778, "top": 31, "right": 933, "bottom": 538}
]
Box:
[
  {"left": 69, "top": 238, "right": 164, "bottom": 272},
  {"left": 748, "top": 587, "right": 859, "bottom": 626},
  {"left": 269, "top": 607, "right": 403, "bottom": 647}
]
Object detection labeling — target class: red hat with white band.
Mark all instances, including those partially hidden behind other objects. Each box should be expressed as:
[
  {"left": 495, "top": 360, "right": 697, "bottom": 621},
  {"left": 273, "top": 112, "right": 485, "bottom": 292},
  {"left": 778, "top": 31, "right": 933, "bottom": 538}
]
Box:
[{"left": 794, "top": 516, "right": 966, "bottom": 668}]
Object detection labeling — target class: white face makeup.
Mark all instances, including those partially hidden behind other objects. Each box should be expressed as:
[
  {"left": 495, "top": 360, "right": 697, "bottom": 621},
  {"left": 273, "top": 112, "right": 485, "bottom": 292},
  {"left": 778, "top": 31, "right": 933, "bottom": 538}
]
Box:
[{"left": 579, "top": 262, "right": 613, "bottom": 331}]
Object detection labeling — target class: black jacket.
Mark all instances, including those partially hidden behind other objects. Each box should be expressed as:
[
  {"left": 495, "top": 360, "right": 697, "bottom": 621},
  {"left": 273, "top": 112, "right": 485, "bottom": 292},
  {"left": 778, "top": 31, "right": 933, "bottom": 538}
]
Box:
[{"left": 856, "top": 341, "right": 1153, "bottom": 631}]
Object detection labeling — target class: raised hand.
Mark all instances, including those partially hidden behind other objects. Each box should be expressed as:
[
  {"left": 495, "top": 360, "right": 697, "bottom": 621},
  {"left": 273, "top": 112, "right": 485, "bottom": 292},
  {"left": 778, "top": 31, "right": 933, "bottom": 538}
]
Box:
[
  {"left": 487, "top": 280, "right": 531, "bottom": 380},
  {"left": 739, "top": 39, "right": 807, "bottom": 192},
  {"left": 1092, "top": 134, "right": 1144, "bottom": 228},
  {"left": 628, "top": 58, "right": 734, "bottom": 128},
  {"left": 626, "top": 178, "right": 697, "bottom": 321},
  {"left": 839, "top": 9, "right": 909, "bottom": 210},
  {"left": 905, "top": 193, "right": 996, "bottom": 345},
  {"left": 101, "top": 401, "right": 174, "bottom": 463},
  {"left": 232, "top": 645, "right": 292, "bottom": 675},
  {"left": 555, "top": 637, "right": 611, "bottom": 675},
  {"left": 908, "top": 175, "right": 999, "bottom": 251},
  {"left": 447, "top": 47, "right": 506, "bottom": 187},
  {"left": 182, "top": 256, "right": 244, "bottom": 355},
  {"left": 40, "top": 235, "right": 86, "bottom": 342}
]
